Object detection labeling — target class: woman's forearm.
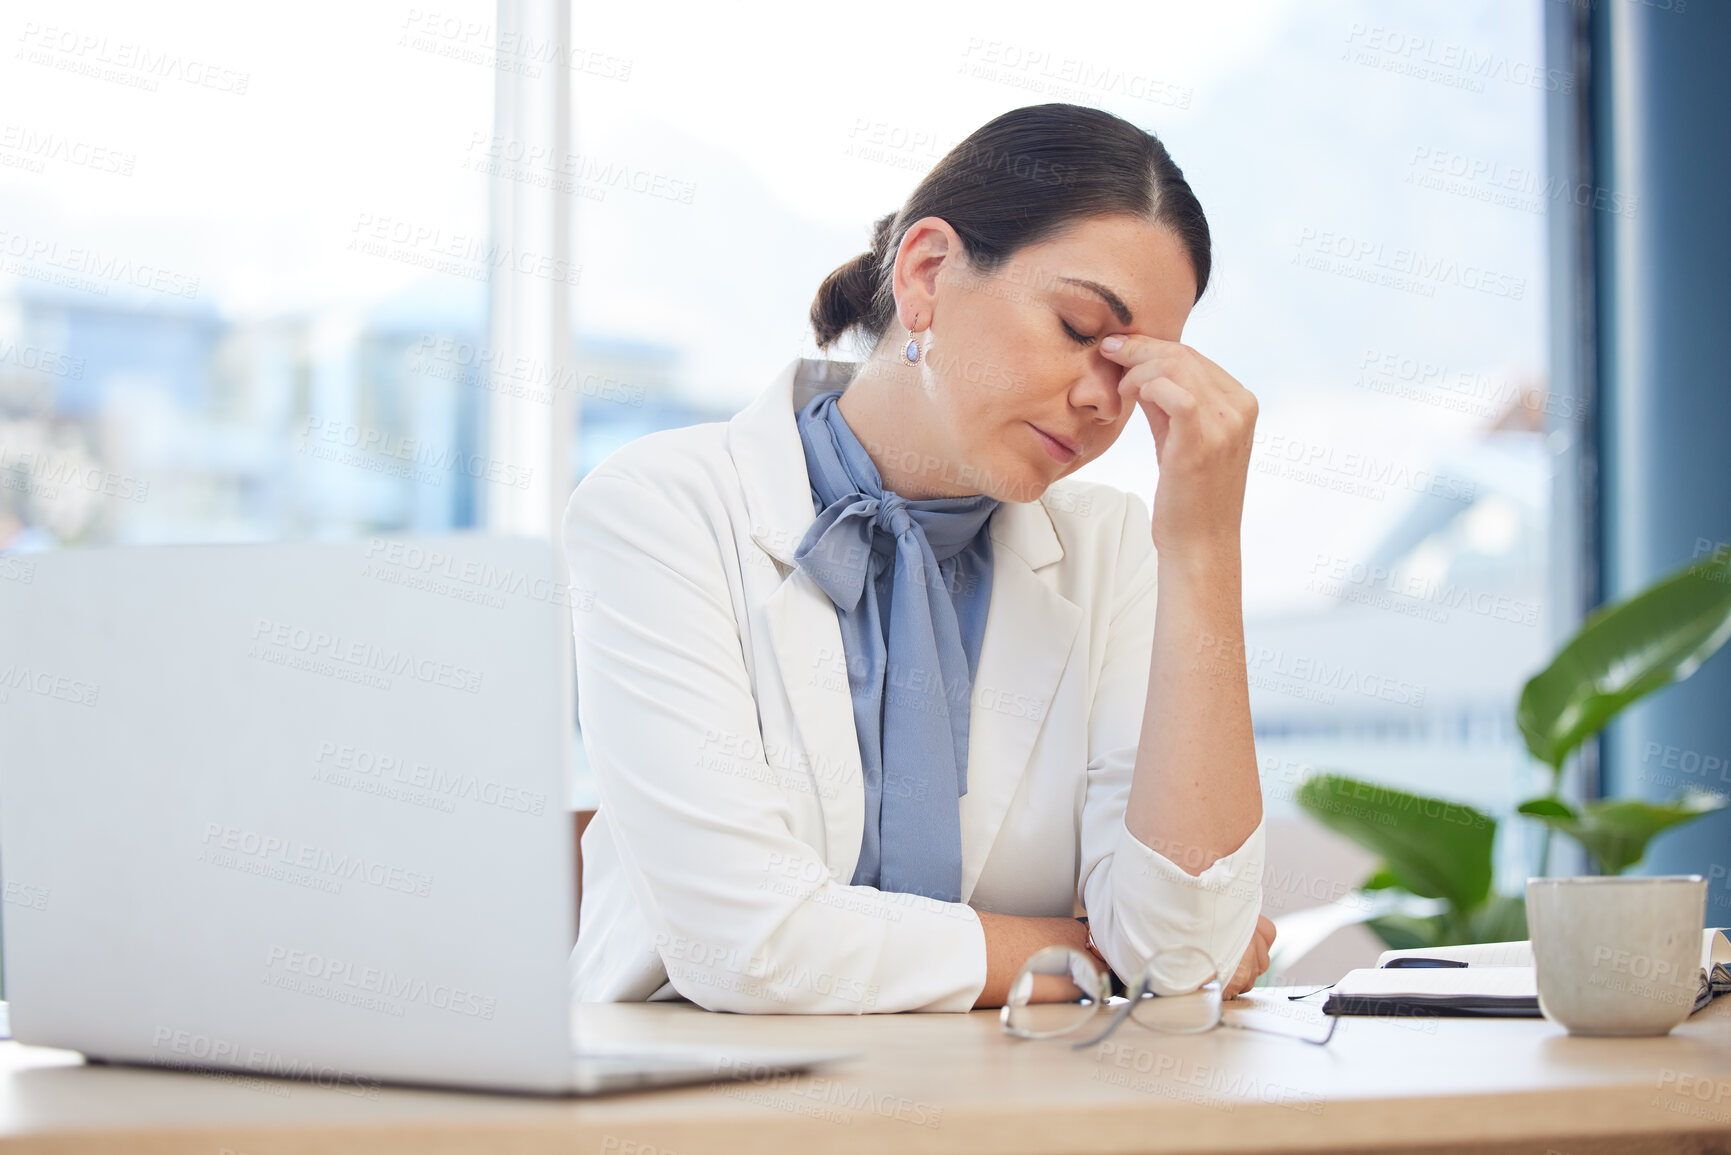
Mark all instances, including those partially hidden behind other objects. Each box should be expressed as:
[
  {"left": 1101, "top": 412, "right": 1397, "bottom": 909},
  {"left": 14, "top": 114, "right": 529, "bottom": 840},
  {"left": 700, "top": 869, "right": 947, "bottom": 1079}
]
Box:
[
  {"left": 971, "top": 910, "right": 1096, "bottom": 1008},
  {"left": 1123, "top": 546, "right": 1263, "bottom": 876}
]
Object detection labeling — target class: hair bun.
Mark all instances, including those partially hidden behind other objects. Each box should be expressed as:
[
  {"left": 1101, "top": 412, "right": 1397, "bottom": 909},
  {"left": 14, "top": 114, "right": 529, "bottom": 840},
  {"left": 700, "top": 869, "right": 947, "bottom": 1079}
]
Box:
[{"left": 809, "top": 212, "right": 898, "bottom": 350}]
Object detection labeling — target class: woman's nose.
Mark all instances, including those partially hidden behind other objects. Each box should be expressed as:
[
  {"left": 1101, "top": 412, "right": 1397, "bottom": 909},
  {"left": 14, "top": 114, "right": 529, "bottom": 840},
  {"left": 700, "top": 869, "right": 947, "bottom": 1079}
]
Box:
[{"left": 1073, "top": 361, "right": 1127, "bottom": 420}]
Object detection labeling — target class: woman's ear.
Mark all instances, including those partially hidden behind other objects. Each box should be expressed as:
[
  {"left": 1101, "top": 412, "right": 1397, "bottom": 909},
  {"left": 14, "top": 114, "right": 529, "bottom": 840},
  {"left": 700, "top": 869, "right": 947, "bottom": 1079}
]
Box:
[{"left": 891, "top": 216, "right": 962, "bottom": 333}]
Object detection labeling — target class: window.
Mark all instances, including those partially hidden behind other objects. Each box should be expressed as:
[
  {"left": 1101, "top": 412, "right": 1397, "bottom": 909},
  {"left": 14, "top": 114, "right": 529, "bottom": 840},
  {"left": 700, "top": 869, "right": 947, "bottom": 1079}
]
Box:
[{"left": 1, "top": 0, "right": 497, "bottom": 544}]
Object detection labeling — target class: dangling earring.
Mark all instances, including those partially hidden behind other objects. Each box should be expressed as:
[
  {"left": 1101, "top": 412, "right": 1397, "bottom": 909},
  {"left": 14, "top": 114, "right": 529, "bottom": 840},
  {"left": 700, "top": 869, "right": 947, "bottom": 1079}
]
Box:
[{"left": 902, "top": 313, "right": 922, "bottom": 366}]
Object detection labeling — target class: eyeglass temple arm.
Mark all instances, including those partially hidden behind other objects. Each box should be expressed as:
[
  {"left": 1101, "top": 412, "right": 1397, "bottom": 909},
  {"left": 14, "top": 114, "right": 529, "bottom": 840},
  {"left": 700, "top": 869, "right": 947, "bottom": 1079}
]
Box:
[
  {"left": 1067, "top": 996, "right": 1137, "bottom": 1050},
  {"left": 1227, "top": 1010, "right": 1340, "bottom": 1046}
]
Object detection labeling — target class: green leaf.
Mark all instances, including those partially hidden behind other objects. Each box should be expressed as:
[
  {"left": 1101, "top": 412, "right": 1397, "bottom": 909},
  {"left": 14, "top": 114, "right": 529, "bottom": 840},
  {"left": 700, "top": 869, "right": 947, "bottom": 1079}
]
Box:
[
  {"left": 1362, "top": 894, "right": 1527, "bottom": 950},
  {"left": 1518, "top": 550, "right": 1731, "bottom": 770},
  {"left": 1516, "top": 796, "right": 1574, "bottom": 820},
  {"left": 1295, "top": 773, "right": 1496, "bottom": 912},
  {"left": 1518, "top": 789, "right": 1729, "bottom": 874},
  {"left": 1363, "top": 913, "right": 1447, "bottom": 952},
  {"left": 1463, "top": 893, "right": 1528, "bottom": 944},
  {"left": 1360, "top": 866, "right": 1403, "bottom": 892}
]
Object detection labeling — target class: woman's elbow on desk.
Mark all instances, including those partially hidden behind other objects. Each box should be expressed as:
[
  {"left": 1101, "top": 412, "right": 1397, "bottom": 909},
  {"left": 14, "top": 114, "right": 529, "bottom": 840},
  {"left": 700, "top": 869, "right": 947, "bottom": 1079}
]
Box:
[
  {"left": 1083, "top": 814, "right": 1269, "bottom": 995},
  {"left": 649, "top": 891, "right": 990, "bottom": 1015}
]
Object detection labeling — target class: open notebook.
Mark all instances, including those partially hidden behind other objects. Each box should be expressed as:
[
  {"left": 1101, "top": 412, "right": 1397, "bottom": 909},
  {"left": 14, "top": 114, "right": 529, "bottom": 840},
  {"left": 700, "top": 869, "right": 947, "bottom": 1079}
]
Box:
[{"left": 1323, "top": 928, "right": 1731, "bottom": 1018}]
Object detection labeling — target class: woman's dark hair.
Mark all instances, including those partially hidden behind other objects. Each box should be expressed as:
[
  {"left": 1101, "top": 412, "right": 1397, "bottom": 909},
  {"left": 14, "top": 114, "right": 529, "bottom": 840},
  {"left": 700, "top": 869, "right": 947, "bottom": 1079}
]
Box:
[{"left": 810, "top": 103, "right": 1211, "bottom": 351}]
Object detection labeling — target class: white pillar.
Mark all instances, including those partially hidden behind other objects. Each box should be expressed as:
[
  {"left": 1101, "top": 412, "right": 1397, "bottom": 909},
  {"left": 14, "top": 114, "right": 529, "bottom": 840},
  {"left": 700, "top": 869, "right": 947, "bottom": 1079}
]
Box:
[{"left": 483, "top": 0, "right": 574, "bottom": 541}]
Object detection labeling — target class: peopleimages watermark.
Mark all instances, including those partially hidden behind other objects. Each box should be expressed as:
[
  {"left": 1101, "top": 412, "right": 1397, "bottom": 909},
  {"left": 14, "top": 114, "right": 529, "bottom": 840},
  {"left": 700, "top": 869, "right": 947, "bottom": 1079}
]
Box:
[
  {"left": 262, "top": 943, "right": 498, "bottom": 1020},
  {"left": 1354, "top": 346, "right": 1584, "bottom": 424},
  {"left": 697, "top": 726, "right": 853, "bottom": 801},
  {"left": 1710, "top": 865, "right": 1731, "bottom": 912},
  {"left": 1691, "top": 537, "right": 1731, "bottom": 587},
  {"left": 1194, "top": 631, "right": 1429, "bottom": 710},
  {"left": 1405, "top": 145, "right": 1636, "bottom": 219},
  {"left": 1302, "top": 776, "right": 1490, "bottom": 830},
  {"left": 312, "top": 738, "right": 548, "bottom": 816},
  {"left": 600, "top": 1140, "right": 693, "bottom": 1155},
  {"left": 1587, "top": 944, "right": 1696, "bottom": 1008},
  {"left": 1307, "top": 551, "right": 1541, "bottom": 628},
  {"left": 298, "top": 416, "right": 532, "bottom": 490},
  {"left": 1252, "top": 429, "right": 1477, "bottom": 506},
  {"left": 248, "top": 617, "right": 484, "bottom": 695},
  {"left": 0, "top": 123, "right": 135, "bottom": 177},
  {"left": 14, "top": 22, "right": 251, "bottom": 95},
  {"left": 846, "top": 425, "right": 1102, "bottom": 506},
  {"left": 0, "top": 444, "right": 146, "bottom": 501},
  {"left": 347, "top": 212, "right": 581, "bottom": 287},
  {"left": 842, "top": 117, "right": 953, "bottom": 174},
  {"left": 1294, "top": 227, "right": 1526, "bottom": 301},
  {"left": 409, "top": 334, "right": 647, "bottom": 408},
  {"left": 0, "top": 227, "right": 199, "bottom": 300},
  {"left": 0, "top": 663, "right": 101, "bottom": 708},
  {"left": 151, "top": 1026, "right": 381, "bottom": 1099},
  {"left": 0, "top": 336, "right": 85, "bottom": 380},
  {"left": 1652, "top": 1067, "right": 1731, "bottom": 1127},
  {"left": 462, "top": 132, "right": 696, "bottom": 205},
  {"left": 2, "top": 881, "right": 50, "bottom": 911},
  {"left": 958, "top": 37, "right": 1192, "bottom": 110},
  {"left": 714, "top": 1055, "right": 945, "bottom": 1129},
  {"left": 801, "top": 644, "right": 1048, "bottom": 725},
  {"left": 920, "top": 347, "right": 1032, "bottom": 397},
  {"left": 1342, "top": 22, "right": 1571, "bottom": 94},
  {"left": 1092, "top": 1041, "right": 1327, "bottom": 1114},
  {"left": 654, "top": 931, "right": 880, "bottom": 1009},
  {"left": 361, "top": 538, "right": 592, "bottom": 611},
  {"left": 759, "top": 852, "right": 978, "bottom": 927},
  {"left": 397, "top": 9, "right": 632, "bottom": 81},
  {"left": 198, "top": 822, "right": 435, "bottom": 898},
  {"left": 1640, "top": 740, "right": 1731, "bottom": 790}
]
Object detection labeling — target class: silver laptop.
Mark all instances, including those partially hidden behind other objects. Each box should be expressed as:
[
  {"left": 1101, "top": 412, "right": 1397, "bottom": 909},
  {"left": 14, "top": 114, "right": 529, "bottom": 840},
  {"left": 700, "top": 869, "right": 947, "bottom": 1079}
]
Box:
[{"left": 0, "top": 536, "right": 849, "bottom": 1095}]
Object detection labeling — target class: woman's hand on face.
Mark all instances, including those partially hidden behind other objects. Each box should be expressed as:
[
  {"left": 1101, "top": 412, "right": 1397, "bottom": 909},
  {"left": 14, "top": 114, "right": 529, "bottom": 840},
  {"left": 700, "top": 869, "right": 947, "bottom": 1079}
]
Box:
[
  {"left": 1221, "top": 914, "right": 1277, "bottom": 1000},
  {"left": 1099, "top": 335, "right": 1258, "bottom": 566}
]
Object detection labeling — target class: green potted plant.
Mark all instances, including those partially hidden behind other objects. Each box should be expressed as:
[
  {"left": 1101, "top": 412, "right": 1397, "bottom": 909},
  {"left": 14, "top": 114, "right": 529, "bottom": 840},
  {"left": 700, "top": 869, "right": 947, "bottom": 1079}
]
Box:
[{"left": 1294, "top": 547, "right": 1731, "bottom": 951}]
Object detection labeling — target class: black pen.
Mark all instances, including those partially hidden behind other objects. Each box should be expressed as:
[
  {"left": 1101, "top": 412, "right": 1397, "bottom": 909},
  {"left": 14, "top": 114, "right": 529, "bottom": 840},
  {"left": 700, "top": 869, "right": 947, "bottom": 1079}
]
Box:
[{"left": 1384, "top": 957, "right": 1470, "bottom": 968}]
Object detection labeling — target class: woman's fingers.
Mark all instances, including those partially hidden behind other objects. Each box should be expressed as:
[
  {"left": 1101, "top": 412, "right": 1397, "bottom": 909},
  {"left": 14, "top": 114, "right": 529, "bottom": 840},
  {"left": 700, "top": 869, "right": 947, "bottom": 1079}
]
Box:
[
  {"left": 1105, "top": 336, "right": 1253, "bottom": 461},
  {"left": 1121, "top": 374, "right": 1189, "bottom": 454},
  {"left": 1103, "top": 333, "right": 1247, "bottom": 414},
  {"left": 1100, "top": 332, "right": 1181, "bottom": 364},
  {"left": 1223, "top": 940, "right": 1259, "bottom": 999},
  {"left": 1096, "top": 331, "right": 1258, "bottom": 557},
  {"left": 1222, "top": 916, "right": 1278, "bottom": 1000}
]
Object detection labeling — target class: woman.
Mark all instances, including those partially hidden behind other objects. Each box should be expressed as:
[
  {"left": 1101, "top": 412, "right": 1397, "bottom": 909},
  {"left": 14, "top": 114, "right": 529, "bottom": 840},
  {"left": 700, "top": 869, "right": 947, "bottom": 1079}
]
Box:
[{"left": 564, "top": 103, "right": 1274, "bottom": 1014}]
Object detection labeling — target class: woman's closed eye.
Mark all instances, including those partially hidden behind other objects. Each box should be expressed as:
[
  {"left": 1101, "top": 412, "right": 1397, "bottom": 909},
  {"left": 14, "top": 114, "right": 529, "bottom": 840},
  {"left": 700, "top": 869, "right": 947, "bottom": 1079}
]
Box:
[{"left": 1059, "top": 318, "right": 1099, "bottom": 347}]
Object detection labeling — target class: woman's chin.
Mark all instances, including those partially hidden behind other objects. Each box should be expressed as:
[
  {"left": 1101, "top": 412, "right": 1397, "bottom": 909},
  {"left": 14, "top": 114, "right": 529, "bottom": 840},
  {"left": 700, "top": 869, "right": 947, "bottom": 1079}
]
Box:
[{"left": 981, "top": 455, "right": 1054, "bottom": 504}]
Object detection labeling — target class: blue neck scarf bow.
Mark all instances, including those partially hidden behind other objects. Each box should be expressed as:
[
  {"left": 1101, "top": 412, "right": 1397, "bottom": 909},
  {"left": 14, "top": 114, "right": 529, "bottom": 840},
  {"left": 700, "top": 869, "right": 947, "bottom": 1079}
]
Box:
[{"left": 792, "top": 388, "right": 1000, "bottom": 902}]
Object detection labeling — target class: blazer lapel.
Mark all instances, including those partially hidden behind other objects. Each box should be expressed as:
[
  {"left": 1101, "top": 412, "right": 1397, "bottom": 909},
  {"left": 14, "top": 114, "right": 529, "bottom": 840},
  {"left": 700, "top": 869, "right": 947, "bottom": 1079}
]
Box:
[
  {"left": 732, "top": 359, "right": 869, "bottom": 881},
  {"left": 957, "top": 500, "right": 1080, "bottom": 902},
  {"left": 762, "top": 568, "right": 867, "bottom": 881},
  {"left": 728, "top": 359, "right": 1081, "bottom": 899}
]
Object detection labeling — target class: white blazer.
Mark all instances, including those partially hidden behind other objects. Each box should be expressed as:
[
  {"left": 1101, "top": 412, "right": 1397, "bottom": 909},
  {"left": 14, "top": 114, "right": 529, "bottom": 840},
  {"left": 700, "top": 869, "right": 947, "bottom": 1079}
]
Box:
[{"left": 563, "top": 357, "right": 1266, "bottom": 1013}]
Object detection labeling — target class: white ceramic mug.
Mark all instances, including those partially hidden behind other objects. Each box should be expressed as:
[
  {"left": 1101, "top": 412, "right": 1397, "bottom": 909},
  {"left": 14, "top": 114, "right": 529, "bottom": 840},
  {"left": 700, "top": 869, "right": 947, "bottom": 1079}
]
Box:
[{"left": 1526, "top": 875, "right": 1707, "bottom": 1037}]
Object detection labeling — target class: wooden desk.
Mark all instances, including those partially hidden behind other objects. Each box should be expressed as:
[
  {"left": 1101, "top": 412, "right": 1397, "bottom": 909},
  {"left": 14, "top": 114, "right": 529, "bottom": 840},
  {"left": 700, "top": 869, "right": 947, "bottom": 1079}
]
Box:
[{"left": 3, "top": 992, "right": 1730, "bottom": 1154}]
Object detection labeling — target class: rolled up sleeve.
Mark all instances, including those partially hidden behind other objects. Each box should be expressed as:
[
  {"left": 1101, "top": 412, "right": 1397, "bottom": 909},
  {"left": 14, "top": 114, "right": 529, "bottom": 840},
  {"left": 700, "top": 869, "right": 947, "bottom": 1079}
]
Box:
[{"left": 1075, "top": 490, "right": 1266, "bottom": 994}]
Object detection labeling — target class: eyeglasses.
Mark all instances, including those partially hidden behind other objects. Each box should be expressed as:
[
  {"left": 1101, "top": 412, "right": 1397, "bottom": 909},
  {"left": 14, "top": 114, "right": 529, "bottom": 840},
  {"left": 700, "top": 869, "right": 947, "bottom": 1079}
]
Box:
[{"left": 999, "top": 944, "right": 1338, "bottom": 1049}]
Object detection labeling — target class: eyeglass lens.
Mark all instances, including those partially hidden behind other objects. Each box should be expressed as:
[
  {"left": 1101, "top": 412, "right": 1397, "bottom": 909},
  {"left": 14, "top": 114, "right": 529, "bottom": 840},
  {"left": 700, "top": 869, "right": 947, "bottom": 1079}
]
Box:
[{"left": 1001, "top": 946, "right": 1108, "bottom": 1039}]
